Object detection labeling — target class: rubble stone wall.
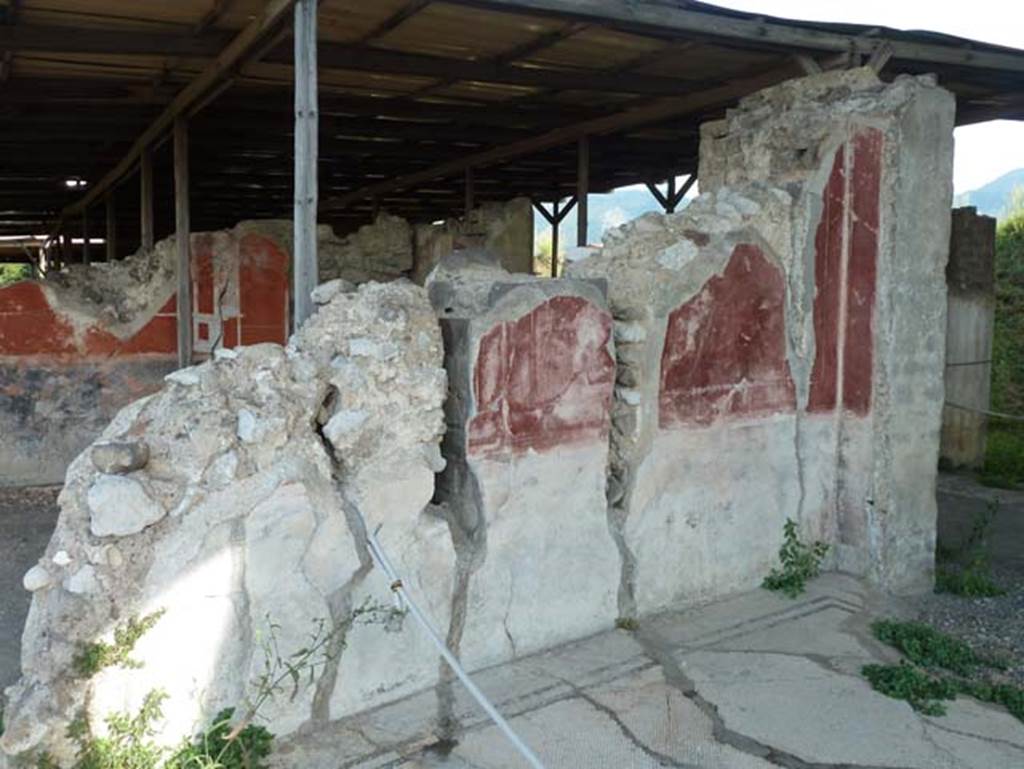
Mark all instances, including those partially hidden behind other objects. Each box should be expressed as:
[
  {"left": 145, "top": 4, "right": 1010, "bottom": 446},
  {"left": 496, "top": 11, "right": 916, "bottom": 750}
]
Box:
[
  {"left": 1, "top": 69, "right": 956, "bottom": 766},
  {"left": 570, "top": 68, "right": 954, "bottom": 611},
  {"left": 0, "top": 223, "right": 290, "bottom": 486}
]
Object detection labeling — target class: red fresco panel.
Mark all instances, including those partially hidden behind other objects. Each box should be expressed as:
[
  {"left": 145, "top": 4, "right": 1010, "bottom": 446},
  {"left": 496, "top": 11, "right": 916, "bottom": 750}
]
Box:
[
  {"left": 468, "top": 296, "right": 615, "bottom": 458},
  {"left": 239, "top": 234, "right": 289, "bottom": 346},
  {"left": 659, "top": 244, "right": 797, "bottom": 428},
  {"left": 807, "top": 146, "right": 846, "bottom": 413},
  {"left": 842, "top": 129, "right": 882, "bottom": 414},
  {"left": 0, "top": 283, "right": 77, "bottom": 355},
  {"left": 192, "top": 235, "right": 216, "bottom": 315}
]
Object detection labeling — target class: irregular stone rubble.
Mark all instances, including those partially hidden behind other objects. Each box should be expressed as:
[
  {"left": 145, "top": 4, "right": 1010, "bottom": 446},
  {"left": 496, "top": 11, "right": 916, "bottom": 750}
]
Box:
[
  {"left": 1, "top": 281, "right": 451, "bottom": 764},
  {"left": 318, "top": 213, "right": 415, "bottom": 285}
]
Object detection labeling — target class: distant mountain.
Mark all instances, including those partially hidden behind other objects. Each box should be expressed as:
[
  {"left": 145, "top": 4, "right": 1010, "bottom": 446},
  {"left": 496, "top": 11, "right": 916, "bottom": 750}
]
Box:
[
  {"left": 535, "top": 184, "right": 696, "bottom": 248},
  {"left": 955, "top": 168, "right": 1024, "bottom": 219}
]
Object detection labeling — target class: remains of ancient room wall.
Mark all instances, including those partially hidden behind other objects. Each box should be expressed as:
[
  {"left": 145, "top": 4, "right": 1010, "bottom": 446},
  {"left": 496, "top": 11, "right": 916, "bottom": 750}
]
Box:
[{"left": 941, "top": 207, "right": 997, "bottom": 469}]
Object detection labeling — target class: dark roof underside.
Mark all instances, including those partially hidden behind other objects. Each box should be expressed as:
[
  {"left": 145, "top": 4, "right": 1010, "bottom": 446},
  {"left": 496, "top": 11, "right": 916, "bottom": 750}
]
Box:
[{"left": 0, "top": 0, "right": 1022, "bottom": 252}]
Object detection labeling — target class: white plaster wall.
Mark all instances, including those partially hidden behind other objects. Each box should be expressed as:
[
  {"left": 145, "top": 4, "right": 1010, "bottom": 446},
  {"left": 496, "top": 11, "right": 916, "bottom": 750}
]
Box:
[{"left": 459, "top": 443, "right": 620, "bottom": 669}]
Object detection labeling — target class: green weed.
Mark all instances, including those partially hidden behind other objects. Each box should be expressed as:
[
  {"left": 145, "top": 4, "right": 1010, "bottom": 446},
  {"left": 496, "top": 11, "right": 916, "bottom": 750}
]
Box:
[
  {"left": 73, "top": 612, "right": 166, "bottom": 678},
  {"left": 762, "top": 519, "right": 829, "bottom": 598},
  {"left": 864, "top": 619, "right": 1024, "bottom": 723}
]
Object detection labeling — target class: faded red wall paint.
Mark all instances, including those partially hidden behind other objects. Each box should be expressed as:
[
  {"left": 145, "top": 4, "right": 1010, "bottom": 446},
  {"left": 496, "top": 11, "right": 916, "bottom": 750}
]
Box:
[
  {"left": 807, "top": 129, "right": 882, "bottom": 415},
  {"left": 808, "top": 147, "right": 846, "bottom": 412},
  {"left": 843, "top": 130, "right": 881, "bottom": 414},
  {"left": 0, "top": 232, "right": 289, "bottom": 359},
  {"left": 659, "top": 244, "right": 797, "bottom": 428},
  {"left": 239, "top": 233, "right": 289, "bottom": 345},
  {"left": 468, "top": 296, "right": 615, "bottom": 458}
]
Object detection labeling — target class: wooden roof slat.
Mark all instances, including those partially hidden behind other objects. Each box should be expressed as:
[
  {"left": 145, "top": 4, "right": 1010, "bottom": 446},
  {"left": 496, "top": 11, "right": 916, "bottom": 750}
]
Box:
[{"left": 61, "top": 0, "right": 298, "bottom": 219}]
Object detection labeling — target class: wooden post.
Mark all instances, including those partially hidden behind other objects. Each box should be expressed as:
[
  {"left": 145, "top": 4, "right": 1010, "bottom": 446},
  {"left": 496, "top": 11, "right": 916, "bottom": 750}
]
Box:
[
  {"left": 292, "top": 0, "right": 319, "bottom": 331},
  {"left": 576, "top": 136, "right": 589, "bottom": 247},
  {"left": 174, "top": 117, "right": 193, "bottom": 369},
  {"left": 140, "top": 147, "right": 154, "bottom": 252},
  {"left": 105, "top": 194, "right": 117, "bottom": 261},
  {"left": 550, "top": 198, "right": 560, "bottom": 278},
  {"left": 464, "top": 167, "right": 475, "bottom": 215},
  {"left": 82, "top": 210, "right": 90, "bottom": 265}
]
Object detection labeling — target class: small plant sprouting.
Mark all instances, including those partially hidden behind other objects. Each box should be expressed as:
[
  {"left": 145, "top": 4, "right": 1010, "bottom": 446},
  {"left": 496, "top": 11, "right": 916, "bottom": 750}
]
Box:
[
  {"left": 762, "top": 519, "right": 829, "bottom": 598},
  {"left": 73, "top": 610, "right": 166, "bottom": 678},
  {"left": 615, "top": 617, "right": 639, "bottom": 632}
]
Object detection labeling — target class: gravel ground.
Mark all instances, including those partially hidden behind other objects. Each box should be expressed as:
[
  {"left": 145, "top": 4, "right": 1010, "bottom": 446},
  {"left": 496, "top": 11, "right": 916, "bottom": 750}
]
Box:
[
  {"left": 913, "top": 473, "right": 1024, "bottom": 686},
  {"left": 0, "top": 485, "right": 61, "bottom": 690}
]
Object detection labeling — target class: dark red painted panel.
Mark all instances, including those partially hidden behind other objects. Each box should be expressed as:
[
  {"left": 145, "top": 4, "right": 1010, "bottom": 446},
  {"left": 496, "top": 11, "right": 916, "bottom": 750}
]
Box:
[
  {"left": 468, "top": 296, "right": 615, "bottom": 458},
  {"left": 239, "top": 233, "right": 289, "bottom": 346},
  {"left": 843, "top": 129, "right": 882, "bottom": 415},
  {"left": 0, "top": 283, "right": 77, "bottom": 355},
  {"left": 0, "top": 231, "right": 290, "bottom": 360},
  {"left": 659, "top": 244, "right": 797, "bottom": 428},
  {"left": 808, "top": 147, "right": 845, "bottom": 413},
  {"left": 807, "top": 130, "right": 882, "bottom": 416}
]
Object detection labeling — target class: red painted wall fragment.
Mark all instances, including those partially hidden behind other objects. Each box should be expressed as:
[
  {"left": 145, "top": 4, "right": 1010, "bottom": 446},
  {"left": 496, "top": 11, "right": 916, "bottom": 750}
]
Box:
[
  {"left": 468, "top": 296, "right": 615, "bottom": 458},
  {"left": 807, "top": 129, "right": 882, "bottom": 415},
  {"left": 843, "top": 130, "right": 881, "bottom": 414},
  {"left": 0, "top": 232, "right": 289, "bottom": 359},
  {"left": 659, "top": 244, "right": 797, "bottom": 428}
]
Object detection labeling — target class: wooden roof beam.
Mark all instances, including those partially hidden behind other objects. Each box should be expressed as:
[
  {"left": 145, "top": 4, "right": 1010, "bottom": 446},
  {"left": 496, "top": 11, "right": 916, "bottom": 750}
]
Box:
[
  {"left": 453, "top": 0, "right": 1024, "bottom": 73},
  {"left": 321, "top": 62, "right": 791, "bottom": 211},
  {"left": 59, "top": 0, "right": 299, "bottom": 221}
]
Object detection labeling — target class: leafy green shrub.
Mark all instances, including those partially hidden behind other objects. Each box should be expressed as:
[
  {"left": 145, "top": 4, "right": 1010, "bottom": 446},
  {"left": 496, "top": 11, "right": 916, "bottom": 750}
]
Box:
[
  {"left": 73, "top": 611, "right": 166, "bottom": 677},
  {"left": 762, "top": 519, "right": 829, "bottom": 598},
  {"left": 935, "top": 563, "right": 1005, "bottom": 597},
  {"left": 862, "top": 662, "right": 957, "bottom": 716},
  {"left": 0, "top": 263, "right": 31, "bottom": 287},
  {"left": 865, "top": 618, "right": 1024, "bottom": 723},
  {"left": 69, "top": 691, "right": 168, "bottom": 769},
  {"left": 980, "top": 426, "right": 1024, "bottom": 489},
  {"left": 169, "top": 709, "right": 273, "bottom": 769},
  {"left": 871, "top": 620, "right": 984, "bottom": 675}
]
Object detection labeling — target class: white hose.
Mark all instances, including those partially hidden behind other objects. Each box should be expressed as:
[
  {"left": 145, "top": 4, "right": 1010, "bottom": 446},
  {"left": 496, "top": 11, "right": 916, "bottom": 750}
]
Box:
[{"left": 361, "top": 519, "right": 548, "bottom": 769}]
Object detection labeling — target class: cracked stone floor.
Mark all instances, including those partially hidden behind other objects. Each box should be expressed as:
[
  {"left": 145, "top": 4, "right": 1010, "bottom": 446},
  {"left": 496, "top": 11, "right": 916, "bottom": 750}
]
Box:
[
  {"left": 269, "top": 573, "right": 1024, "bottom": 769},
  {"left": 3, "top": 483, "right": 1022, "bottom": 768}
]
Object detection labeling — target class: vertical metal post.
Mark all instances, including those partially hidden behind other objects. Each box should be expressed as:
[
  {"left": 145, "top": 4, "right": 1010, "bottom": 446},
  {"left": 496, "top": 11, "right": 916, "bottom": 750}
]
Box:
[
  {"left": 550, "top": 198, "right": 559, "bottom": 279},
  {"left": 293, "top": 0, "right": 319, "bottom": 331},
  {"left": 576, "top": 136, "right": 589, "bottom": 247},
  {"left": 666, "top": 176, "right": 677, "bottom": 214},
  {"left": 465, "top": 167, "right": 475, "bottom": 215},
  {"left": 82, "top": 210, "right": 90, "bottom": 265},
  {"left": 105, "top": 194, "right": 117, "bottom": 261},
  {"left": 140, "top": 147, "right": 155, "bottom": 252},
  {"left": 174, "top": 117, "right": 193, "bottom": 369}
]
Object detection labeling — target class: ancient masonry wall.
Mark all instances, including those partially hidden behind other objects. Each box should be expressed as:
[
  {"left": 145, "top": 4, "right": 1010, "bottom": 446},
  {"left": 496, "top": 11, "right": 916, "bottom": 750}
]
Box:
[
  {"left": 941, "top": 207, "right": 996, "bottom": 469},
  {"left": 0, "top": 199, "right": 532, "bottom": 487},
  {"left": 2, "top": 70, "right": 955, "bottom": 765},
  {"left": 0, "top": 223, "right": 290, "bottom": 486},
  {"left": 570, "top": 67, "right": 954, "bottom": 605}
]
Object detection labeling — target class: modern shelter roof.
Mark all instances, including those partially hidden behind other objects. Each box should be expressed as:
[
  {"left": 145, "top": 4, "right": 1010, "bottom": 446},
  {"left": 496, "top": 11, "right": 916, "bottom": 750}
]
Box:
[{"left": 0, "top": 0, "right": 1022, "bottom": 248}]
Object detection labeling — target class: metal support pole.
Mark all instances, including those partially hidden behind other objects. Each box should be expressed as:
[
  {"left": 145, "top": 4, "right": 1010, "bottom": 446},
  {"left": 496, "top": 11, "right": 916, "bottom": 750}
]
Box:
[
  {"left": 174, "top": 117, "right": 193, "bottom": 369},
  {"left": 292, "top": 0, "right": 319, "bottom": 332},
  {"left": 82, "top": 210, "right": 90, "bottom": 265},
  {"left": 550, "top": 198, "right": 559, "bottom": 278},
  {"left": 140, "top": 147, "right": 155, "bottom": 252},
  {"left": 576, "top": 136, "right": 589, "bottom": 247},
  {"left": 464, "top": 167, "right": 475, "bottom": 215},
  {"left": 105, "top": 194, "right": 117, "bottom": 261},
  {"left": 666, "top": 175, "right": 677, "bottom": 214}
]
